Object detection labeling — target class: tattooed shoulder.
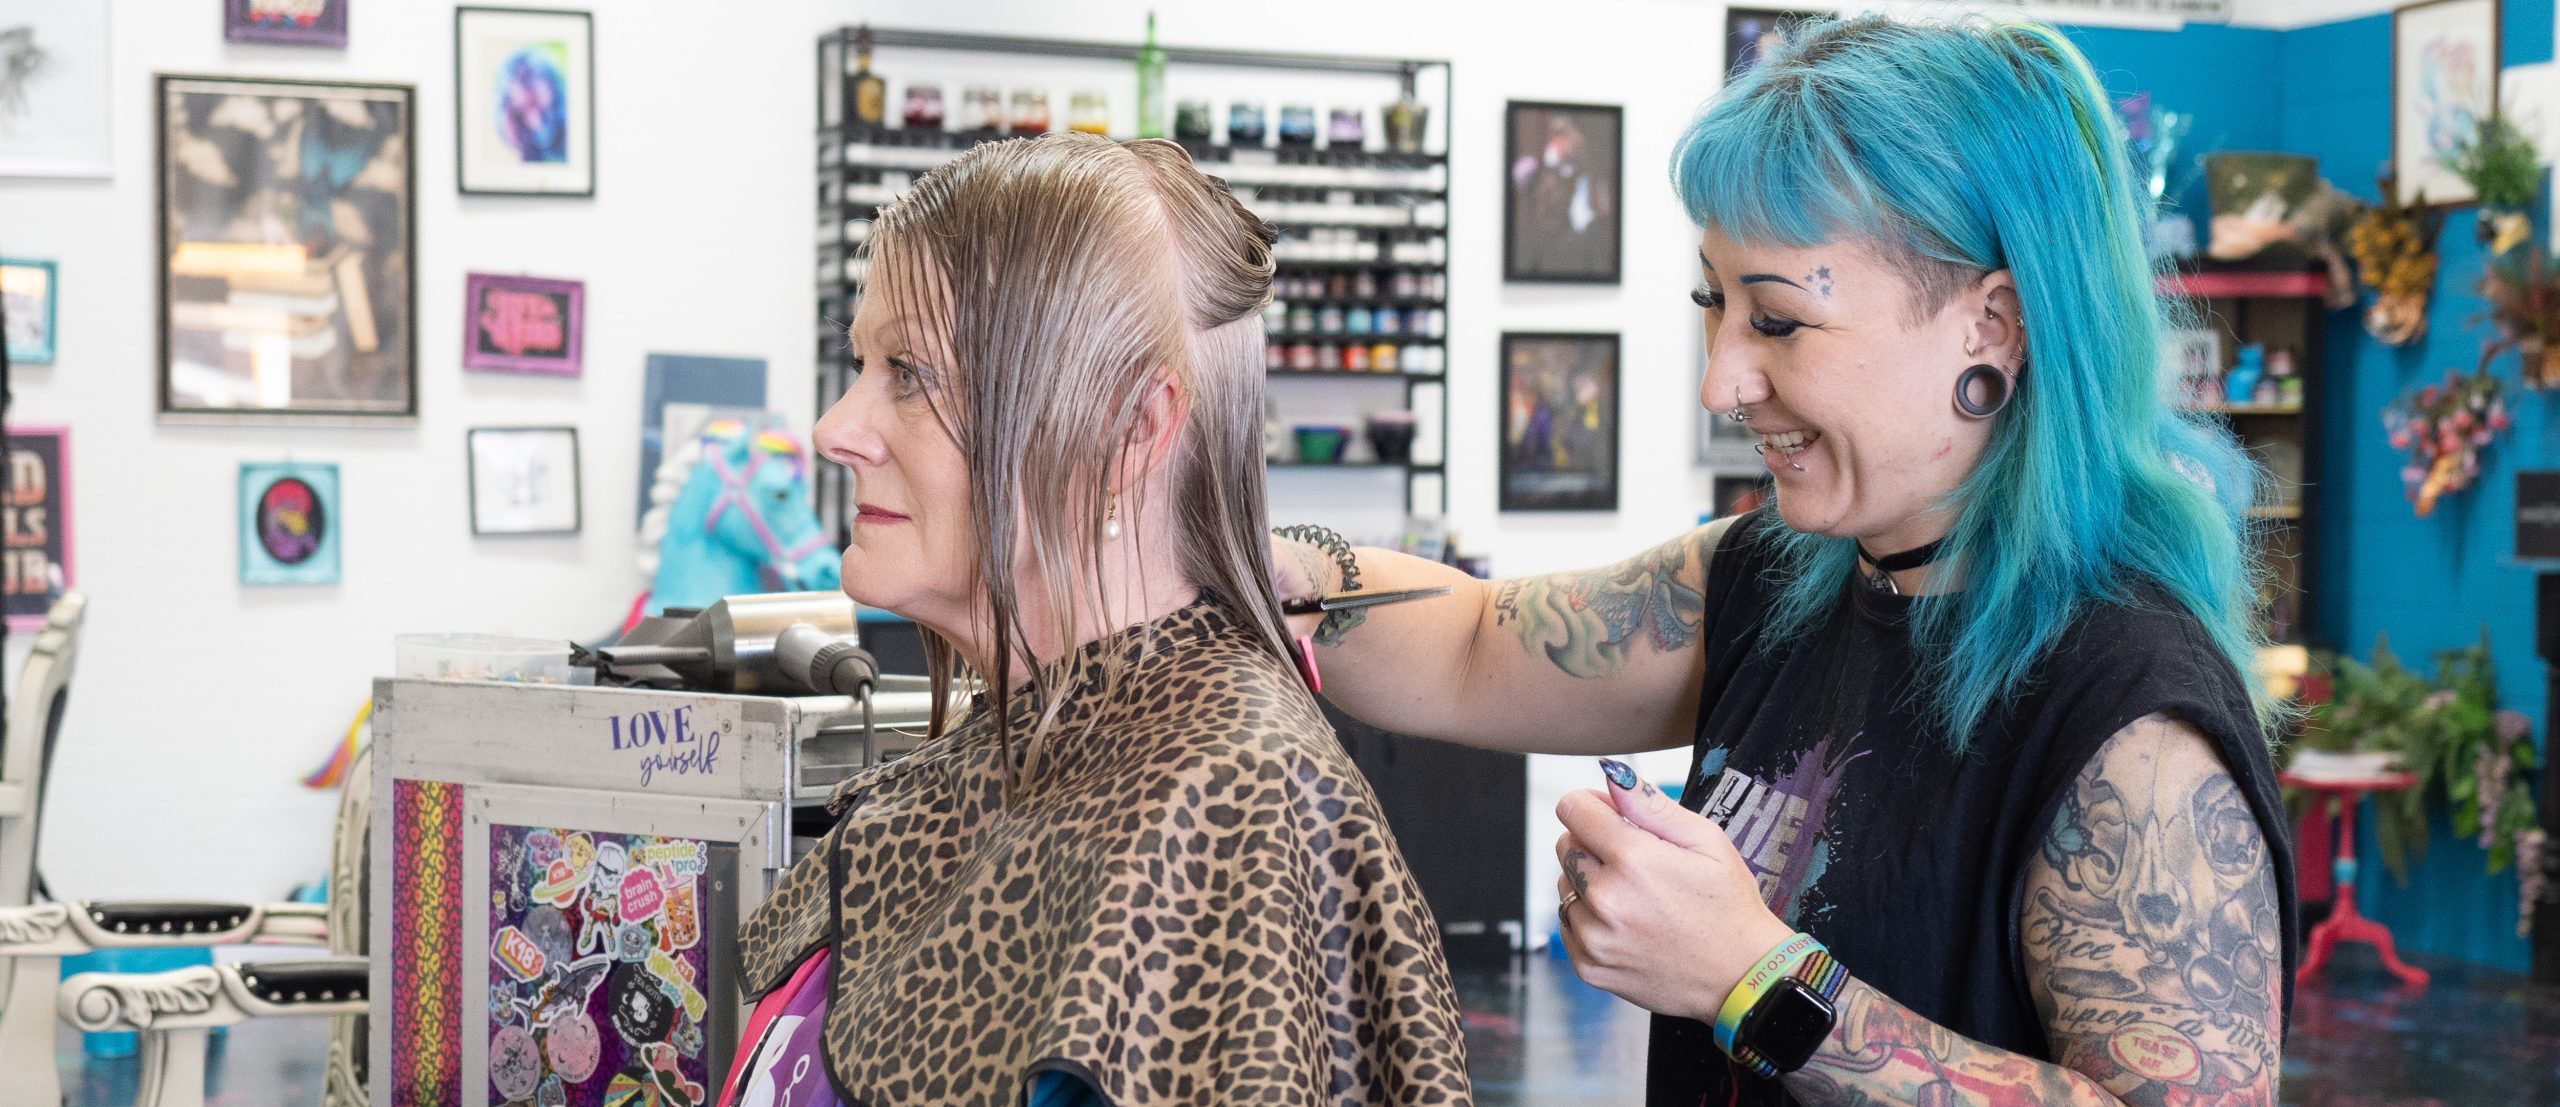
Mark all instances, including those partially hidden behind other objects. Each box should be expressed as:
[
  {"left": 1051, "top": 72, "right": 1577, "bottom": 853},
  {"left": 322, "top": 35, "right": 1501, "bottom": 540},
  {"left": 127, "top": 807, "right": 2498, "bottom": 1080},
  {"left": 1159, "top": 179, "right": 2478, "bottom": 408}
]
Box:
[
  {"left": 2024, "top": 713, "right": 2283, "bottom": 1106},
  {"left": 1490, "top": 519, "right": 1729, "bottom": 678}
]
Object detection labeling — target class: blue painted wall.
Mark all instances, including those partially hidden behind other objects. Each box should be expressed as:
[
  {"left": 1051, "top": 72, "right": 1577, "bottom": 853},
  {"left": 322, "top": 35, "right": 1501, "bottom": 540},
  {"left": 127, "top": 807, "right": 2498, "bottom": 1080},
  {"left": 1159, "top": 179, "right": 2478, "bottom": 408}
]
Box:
[{"left": 2066, "top": 8, "right": 2553, "bottom": 971}]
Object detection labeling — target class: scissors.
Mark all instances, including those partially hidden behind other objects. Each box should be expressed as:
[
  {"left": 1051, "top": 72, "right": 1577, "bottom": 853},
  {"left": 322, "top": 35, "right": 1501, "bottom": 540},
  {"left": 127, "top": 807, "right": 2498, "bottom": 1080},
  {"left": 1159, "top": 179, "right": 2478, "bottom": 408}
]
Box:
[
  {"left": 1280, "top": 585, "right": 1454, "bottom": 617},
  {"left": 1279, "top": 586, "right": 1455, "bottom": 693}
]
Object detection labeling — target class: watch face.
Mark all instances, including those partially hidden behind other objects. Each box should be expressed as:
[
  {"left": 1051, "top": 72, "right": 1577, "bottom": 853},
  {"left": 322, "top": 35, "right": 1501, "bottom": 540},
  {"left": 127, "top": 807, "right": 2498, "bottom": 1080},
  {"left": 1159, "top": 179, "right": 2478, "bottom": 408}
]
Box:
[{"left": 1742, "top": 979, "right": 1837, "bottom": 1072}]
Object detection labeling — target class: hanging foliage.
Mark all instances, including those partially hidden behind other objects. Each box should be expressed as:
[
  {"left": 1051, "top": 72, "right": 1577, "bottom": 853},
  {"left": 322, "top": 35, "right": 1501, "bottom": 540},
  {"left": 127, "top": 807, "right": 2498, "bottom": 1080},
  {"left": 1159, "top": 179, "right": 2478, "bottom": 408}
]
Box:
[
  {"left": 2477, "top": 251, "right": 2560, "bottom": 388},
  {"left": 2346, "top": 171, "right": 2447, "bottom": 346},
  {"left": 2381, "top": 367, "right": 2510, "bottom": 516},
  {"left": 2447, "top": 114, "right": 2542, "bottom": 256}
]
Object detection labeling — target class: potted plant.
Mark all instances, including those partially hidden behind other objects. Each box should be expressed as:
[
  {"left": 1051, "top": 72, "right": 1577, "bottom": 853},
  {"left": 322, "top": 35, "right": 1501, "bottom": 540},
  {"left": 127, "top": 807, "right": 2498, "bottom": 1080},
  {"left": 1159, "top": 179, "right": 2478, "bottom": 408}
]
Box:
[
  {"left": 2346, "top": 171, "right": 2448, "bottom": 346},
  {"left": 2447, "top": 114, "right": 2542, "bottom": 257},
  {"left": 2292, "top": 634, "right": 2543, "bottom": 935}
]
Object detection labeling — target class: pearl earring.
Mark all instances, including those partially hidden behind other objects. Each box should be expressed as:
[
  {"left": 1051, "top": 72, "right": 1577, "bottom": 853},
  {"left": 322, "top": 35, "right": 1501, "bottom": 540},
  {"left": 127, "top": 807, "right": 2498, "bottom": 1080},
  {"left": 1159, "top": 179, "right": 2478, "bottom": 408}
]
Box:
[{"left": 1104, "top": 495, "right": 1122, "bottom": 542}]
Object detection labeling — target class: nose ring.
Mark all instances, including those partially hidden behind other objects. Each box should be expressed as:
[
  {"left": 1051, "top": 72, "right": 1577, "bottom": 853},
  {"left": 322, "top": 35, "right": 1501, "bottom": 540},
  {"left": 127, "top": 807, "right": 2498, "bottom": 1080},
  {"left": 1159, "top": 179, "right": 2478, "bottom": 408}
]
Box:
[{"left": 1724, "top": 387, "right": 1750, "bottom": 424}]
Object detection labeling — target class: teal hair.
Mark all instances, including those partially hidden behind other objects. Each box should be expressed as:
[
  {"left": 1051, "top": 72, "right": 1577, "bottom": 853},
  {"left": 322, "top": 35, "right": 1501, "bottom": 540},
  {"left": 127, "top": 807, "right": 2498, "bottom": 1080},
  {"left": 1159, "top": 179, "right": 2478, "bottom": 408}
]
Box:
[{"left": 1672, "top": 14, "right": 2276, "bottom": 747}]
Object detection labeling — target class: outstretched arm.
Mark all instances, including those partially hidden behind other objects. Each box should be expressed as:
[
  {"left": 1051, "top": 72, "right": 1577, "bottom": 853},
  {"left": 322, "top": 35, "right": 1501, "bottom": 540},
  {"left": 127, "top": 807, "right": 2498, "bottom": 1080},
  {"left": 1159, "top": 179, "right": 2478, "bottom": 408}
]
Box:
[{"left": 1273, "top": 517, "right": 1738, "bottom": 756}]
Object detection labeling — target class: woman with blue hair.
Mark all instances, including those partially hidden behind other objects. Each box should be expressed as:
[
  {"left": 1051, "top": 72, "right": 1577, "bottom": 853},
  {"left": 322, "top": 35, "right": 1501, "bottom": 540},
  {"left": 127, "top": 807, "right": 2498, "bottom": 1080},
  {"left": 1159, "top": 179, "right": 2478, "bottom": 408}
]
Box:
[{"left": 1275, "top": 14, "right": 2294, "bottom": 1105}]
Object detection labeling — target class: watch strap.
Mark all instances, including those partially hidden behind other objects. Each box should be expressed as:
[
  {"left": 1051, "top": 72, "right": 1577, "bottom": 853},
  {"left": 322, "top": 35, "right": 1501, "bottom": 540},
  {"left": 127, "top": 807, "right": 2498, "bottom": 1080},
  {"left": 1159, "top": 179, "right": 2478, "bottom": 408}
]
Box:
[
  {"left": 1714, "top": 932, "right": 1821, "bottom": 1057},
  {"left": 1730, "top": 948, "right": 1850, "bottom": 1080}
]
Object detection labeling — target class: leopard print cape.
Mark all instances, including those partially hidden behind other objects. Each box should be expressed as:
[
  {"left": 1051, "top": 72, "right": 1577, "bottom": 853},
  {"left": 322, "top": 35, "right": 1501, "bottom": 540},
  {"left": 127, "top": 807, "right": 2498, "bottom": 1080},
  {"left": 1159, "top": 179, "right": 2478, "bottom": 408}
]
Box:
[{"left": 736, "top": 599, "right": 1473, "bottom": 1106}]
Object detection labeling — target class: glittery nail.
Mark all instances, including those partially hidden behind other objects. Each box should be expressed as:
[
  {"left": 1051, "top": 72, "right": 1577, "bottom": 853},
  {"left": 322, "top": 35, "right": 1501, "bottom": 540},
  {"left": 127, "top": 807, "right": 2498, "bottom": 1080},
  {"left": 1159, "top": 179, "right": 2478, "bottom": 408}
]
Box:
[{"left": 1599, "top": 757, "right": 1638, "bottom": 791}]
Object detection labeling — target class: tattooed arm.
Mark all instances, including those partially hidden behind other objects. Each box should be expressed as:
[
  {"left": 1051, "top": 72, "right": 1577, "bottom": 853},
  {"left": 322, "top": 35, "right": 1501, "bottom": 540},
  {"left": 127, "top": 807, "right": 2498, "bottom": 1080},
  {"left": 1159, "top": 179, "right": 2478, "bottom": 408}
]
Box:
[
  {"left": 1270, "top": 517, "right": 1738, "bottom": 755},
  {"left": 1783, "top": 715, "right": 2283, "bottom": 1107}
]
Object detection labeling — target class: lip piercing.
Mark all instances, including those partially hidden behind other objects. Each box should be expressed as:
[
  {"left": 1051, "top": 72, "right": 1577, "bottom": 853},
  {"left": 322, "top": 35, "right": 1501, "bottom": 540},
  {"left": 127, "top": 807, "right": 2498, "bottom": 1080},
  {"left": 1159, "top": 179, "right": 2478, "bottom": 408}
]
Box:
[{"left": 1751, "top": 438, "right": 1810, "bottom": 472}]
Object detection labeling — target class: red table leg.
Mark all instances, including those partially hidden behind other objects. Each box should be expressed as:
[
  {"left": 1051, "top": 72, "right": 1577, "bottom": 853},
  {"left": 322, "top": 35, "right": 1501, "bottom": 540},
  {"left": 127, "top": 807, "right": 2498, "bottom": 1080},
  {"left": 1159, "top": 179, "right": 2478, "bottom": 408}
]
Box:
[{"left": 2295, "top": 789, "right": 2429, "bottom": 990}]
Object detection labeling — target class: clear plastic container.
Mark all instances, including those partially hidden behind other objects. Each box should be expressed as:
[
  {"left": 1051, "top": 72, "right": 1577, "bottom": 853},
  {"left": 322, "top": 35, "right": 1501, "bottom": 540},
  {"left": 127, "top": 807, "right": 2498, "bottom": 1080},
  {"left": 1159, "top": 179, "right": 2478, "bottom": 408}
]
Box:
[{"left": 395, "top": 633, "right": 590, "bottom": 685}]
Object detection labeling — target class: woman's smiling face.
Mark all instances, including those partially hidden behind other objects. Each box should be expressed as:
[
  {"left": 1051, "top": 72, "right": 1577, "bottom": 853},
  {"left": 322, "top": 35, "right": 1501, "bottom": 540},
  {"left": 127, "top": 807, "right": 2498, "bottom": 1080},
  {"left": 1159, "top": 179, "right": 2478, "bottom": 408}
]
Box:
[{"left": 1693, "top": 228, "right": 2023, "bottom": 552}]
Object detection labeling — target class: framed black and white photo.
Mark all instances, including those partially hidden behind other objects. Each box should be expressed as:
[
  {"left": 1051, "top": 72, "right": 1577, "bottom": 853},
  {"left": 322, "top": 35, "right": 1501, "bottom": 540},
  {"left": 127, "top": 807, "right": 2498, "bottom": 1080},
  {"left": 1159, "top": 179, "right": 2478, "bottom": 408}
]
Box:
[
  {"left": 0, "top": 1, "right": 112, "bottom": 178},
  {"left": 468, "top": 426, "right": 581, "bottom": 535},
  {"left": 157, "top": 74, "right": 416, "bottom": 421},
  {"left": 1503, "top": 101, "right": 1621, "bottom": 284},
  {"left": 1500, "top": 332, "right": 1619, "bottom": 512},
  {"left": 456, "top": 6, "right": 595, "bottom": 197}
]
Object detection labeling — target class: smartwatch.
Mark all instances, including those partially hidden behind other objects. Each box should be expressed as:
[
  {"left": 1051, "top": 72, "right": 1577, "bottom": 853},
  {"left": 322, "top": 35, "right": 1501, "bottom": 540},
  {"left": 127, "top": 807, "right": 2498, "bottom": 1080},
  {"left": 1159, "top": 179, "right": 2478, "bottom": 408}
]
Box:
[{"left": 1730, "top": 947, "right": 1848, "bottom": 1079}]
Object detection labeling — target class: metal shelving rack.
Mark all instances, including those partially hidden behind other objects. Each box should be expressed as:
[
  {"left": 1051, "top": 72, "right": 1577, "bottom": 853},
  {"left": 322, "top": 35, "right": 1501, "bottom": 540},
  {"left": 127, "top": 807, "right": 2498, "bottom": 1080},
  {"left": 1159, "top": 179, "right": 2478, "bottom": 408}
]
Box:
[{"left": 814, "top": 26, "right": 1453, "bottom": 547}]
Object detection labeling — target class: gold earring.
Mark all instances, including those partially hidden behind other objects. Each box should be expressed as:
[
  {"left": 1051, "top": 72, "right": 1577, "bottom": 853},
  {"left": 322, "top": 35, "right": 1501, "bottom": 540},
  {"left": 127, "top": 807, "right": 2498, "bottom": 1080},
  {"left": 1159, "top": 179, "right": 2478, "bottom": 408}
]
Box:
[{"left": 1104, "top": 495, "right": 1122, "bottom": 542}]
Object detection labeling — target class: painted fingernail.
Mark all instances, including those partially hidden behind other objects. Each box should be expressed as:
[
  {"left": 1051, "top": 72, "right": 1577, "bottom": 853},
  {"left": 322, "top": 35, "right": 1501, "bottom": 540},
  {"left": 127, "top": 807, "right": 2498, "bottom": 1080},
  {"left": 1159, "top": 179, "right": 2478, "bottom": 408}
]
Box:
[{"left": 1599, "top": 757, "right": 1638, "bottom": 791}]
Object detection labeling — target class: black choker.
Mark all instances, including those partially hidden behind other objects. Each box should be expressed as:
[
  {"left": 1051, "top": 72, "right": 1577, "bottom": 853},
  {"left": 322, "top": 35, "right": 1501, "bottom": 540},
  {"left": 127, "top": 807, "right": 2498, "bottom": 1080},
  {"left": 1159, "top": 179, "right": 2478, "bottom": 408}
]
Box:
[{"left": 1855, "top": 537, "right": 1947, "bottom": 595}]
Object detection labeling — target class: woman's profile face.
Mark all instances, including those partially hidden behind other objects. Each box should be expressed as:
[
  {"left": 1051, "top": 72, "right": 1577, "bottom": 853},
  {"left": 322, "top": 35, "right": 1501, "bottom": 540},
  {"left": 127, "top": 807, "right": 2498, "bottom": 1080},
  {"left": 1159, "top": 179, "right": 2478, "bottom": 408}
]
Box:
[
  {"left": 812, "top": 277, "right": 980, "bottom": 627},
  {"left": 1694, "top": 228, "right": 2010, "bottom": 545}
]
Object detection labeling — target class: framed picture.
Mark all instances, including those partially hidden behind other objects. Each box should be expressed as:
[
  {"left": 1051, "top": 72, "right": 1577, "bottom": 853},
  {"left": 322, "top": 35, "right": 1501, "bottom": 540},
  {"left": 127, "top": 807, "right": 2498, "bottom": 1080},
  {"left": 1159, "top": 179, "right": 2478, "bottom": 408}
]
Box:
[
  {"left": 456, "top": 7, "right": 595, "bottom": 197},
  {"left": 158, "top": 74, "right": 415, "bottom": 422},
  {"left": 1503, "top": 102, "right": 1621, "bottom": 284},
  {"left": 1712, "top": 474, "right": 1772, "bottom": 520},
  {"left": 2392, "top": 0, "right": 2499, "bottom": 207},
  {"left": 1, "top": 258, "right": 56, "bottom": 365},
  {"left": 240, "top": 461, "right": 341, "bottom": 585},
  {"left": 0, "top": 1, "right": 111, "bottom": 178},
  {"left": 1500, "top": 332, "right": 1620, "bottom": 512},
  {"left": 4, "top": 426, "right": 73, "bottom": 630},
  {"left": 225, "top": 0, "right": 349, "bottom": 47},
  {"left": 464, "top": 273, "right": 583, "bottom": 375},
  {"left": 468, "top": 426, "right": 581, "bottom": 536},
  {"left": 636, "top": 353, "right": 765, "bottom": 523},
  {"left": 1726, "top": 9, "right": 1819, "bottom": 74}
]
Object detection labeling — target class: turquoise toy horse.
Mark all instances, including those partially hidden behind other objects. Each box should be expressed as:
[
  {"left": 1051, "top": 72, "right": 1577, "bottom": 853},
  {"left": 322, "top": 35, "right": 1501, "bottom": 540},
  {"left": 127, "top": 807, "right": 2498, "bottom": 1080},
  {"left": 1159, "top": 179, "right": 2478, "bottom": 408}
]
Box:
[{"left": 636, "top": 418, "right": 839, "bottom": 618}]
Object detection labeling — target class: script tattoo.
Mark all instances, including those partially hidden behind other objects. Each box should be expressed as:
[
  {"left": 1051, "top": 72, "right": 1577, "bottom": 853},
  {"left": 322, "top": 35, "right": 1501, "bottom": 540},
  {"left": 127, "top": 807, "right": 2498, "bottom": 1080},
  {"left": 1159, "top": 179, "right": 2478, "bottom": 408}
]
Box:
[
  {"left": 1786, "top": 715, "right": 2282, "bottom": 1107},
  {"left": 1285, "top": 541, "right": 1369, "bottom": 646},
  {"left": 1489, "top": 532, "right": 1708, "bottom": 678}
]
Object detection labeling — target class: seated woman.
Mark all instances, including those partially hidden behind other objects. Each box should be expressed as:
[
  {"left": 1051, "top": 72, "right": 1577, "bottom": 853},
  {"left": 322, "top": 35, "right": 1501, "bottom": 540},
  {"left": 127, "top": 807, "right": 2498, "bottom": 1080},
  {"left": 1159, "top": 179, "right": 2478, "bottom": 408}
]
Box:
[{"left": 723, "top": 133, "right": 1474, "bottom": 1107}]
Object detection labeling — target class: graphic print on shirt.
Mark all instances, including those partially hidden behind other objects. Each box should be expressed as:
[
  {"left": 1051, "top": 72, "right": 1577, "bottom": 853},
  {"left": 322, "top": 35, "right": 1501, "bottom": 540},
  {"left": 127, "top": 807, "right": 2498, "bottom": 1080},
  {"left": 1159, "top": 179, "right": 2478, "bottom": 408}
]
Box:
[{"left": 1694, "top": 733, "right": 1868, "bottom": 925}]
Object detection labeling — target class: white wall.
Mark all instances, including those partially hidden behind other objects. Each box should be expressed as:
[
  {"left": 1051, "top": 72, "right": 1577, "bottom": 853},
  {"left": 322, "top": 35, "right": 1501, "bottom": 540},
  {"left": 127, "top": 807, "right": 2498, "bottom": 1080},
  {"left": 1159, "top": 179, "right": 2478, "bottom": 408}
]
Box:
[{"left": 6, "top": 0, "right": 2243, "bottom": 924}]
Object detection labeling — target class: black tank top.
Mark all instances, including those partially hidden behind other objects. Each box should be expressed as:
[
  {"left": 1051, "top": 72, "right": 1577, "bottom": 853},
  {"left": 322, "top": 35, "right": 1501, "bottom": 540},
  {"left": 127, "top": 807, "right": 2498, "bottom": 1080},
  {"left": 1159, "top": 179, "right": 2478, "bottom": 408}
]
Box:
[{"left": 1647, "top": 511, "right": 2299, "bottom": 1105}]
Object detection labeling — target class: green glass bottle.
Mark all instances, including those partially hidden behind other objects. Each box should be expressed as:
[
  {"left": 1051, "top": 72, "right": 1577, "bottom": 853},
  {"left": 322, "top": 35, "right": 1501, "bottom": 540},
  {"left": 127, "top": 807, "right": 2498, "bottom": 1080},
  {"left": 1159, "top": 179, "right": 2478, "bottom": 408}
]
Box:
[{"left": 1135, "top": 11, "right": 1167, "bottom": 139}]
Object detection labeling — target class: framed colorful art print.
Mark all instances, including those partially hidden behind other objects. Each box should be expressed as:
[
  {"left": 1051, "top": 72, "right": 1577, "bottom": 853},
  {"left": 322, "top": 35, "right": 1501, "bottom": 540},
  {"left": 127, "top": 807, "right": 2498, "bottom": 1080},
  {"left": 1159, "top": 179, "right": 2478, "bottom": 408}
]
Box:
[
  {"left": 4, "top": 426, "right": 72, "bottom": 630},
  {"left": 1499, "top": 332, "right": 1620, "bottom": 512},
  {"left": 1, "top": 258, "right": 56, "bottom": 365},
  {"left": 1502, "top": 101, "right": 1622, "bottom": 284},
  {"left": 2392, "top": 0, "right": 2499, "bottom": 207},
  {"left": 464, "top": 273, "right": 582, "bottom": 375},
  {"left": 240, "top": 461, "right": 341, "bottom": 585},
  {"left": 158, "top": 75, "right": 416, "bottom": 421},
  {"left": 455, "top": 7, "right": 595, "bottom": 197},
  {"left": 224, "top": 0, "right": 349, "bottom": 47}
]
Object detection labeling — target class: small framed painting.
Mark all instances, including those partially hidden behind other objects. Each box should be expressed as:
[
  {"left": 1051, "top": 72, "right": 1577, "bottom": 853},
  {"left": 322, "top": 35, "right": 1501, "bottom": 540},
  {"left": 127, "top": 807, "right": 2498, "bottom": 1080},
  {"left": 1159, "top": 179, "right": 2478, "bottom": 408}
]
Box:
[
  {"left": 1, "top": 258, "right": 57, "bottom": 365},
  {"left": 2392, "top": 0, "right": 2499, "bottom": 206},
  {"left": 1712, "top": 473, "right": 1772, "bottom": 519},
  {"left": 1499, "top": 332, "right": 1620, "bottom": 512},
  {"left": 1503, "top": 101, "right": 1622, "bottom": 284},
  {"left": 226, "top": 0, "right": 350, "bottom": 47},
  {"left": 463, "top": 273, "right": 583, "bottom": 375},
  {"left": 468, "top": 426, "right": 581, "bottom": 536},
  {"left": 240, "top": 461, "right": 342, "bottom": 585},
  {"left": 456, "top": 7, "right": 595, "bottom": 197},
  {"left": 4, "top": 426, "right": 74, "bottom": 629},
  {"left": 1726, "top": 9, "right": 1819, "bottom": 75}
]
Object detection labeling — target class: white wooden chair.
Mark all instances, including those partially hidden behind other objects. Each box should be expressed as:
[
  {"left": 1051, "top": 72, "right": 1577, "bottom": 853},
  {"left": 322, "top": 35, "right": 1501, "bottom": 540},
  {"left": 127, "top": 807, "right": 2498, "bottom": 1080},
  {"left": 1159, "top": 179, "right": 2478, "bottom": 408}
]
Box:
[{"left": 0, "top": 593, "right": 370, "bottom": 1107}]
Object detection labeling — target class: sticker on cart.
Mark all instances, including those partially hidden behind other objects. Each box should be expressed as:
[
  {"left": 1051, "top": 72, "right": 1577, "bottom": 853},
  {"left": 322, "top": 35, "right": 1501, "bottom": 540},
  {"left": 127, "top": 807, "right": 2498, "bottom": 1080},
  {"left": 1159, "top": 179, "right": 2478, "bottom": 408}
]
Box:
[
  {"left": 656, "top": 875, "right": 700, "bottom": 953},
  {"left": 489, "top": 1023, "right": 543, "bottom": 1102},
  {"left": 491, "top": 823, "right": 715, "bottom": 1105},
  {"left": 545, "top": 1009, "right": 603, "bottom": 1083},
  {"left": 493, "top": 926, "right": 548, "bottom": 982},
  {"left": 647, "top": 948, "right": 708, "bottom": 1023},
  {"left": 617, "top": 868, "right": 664, "bottom": 924}
]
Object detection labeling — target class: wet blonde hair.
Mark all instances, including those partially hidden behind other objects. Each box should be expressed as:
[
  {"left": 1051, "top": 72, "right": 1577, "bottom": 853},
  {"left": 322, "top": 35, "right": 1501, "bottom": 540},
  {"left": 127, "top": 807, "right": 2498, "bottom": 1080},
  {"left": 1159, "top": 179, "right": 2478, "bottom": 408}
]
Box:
[{"left": 863, "top": 133, "right": 1290, "bottom": 777}]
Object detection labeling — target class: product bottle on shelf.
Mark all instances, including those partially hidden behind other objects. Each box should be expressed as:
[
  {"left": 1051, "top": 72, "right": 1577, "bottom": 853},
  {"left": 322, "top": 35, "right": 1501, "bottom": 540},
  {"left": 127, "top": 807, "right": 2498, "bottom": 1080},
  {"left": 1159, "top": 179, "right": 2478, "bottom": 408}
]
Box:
[
  {"left": 850, "top": 27, "right": 886, "bottom": 127},
  {"left": 1136, "top": 11, "right": 1168, "bottom": 139},
  {"left": 1384, "top": 65, "right": 1428, "bottom": 155}
]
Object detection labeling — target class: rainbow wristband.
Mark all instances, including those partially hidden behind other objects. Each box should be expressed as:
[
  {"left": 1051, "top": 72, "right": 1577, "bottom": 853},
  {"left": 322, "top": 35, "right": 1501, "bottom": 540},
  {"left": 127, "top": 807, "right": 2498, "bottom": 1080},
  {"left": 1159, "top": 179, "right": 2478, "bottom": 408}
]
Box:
[{"left": 1714, "top": 932, "right": 1822, "bottom": 1057}]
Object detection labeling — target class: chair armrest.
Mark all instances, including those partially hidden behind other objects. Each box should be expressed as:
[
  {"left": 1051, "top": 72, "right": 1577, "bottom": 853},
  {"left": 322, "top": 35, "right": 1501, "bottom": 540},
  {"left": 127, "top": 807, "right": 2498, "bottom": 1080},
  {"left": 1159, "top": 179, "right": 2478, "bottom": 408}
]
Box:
[
  {"left": 58, "top": 958, "right": 368, "bottom": 1033},
  {"left": 0, "top": 901, "right": 327, "bottom": 957}
]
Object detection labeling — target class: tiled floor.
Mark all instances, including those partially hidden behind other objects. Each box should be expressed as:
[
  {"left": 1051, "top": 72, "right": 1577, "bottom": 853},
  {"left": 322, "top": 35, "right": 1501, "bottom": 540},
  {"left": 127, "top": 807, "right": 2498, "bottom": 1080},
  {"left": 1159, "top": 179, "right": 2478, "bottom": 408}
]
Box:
[{"left": 52, "top": 947, "right": 2560, "bottom": 1105}]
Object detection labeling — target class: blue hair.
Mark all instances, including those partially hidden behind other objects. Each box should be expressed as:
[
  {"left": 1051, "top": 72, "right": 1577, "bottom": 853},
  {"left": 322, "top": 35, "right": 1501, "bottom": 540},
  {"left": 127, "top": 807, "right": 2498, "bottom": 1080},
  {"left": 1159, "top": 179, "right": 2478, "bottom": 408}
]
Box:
[{"left": 1672, "top": 14, "right": 2275, "bottom": 747}]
